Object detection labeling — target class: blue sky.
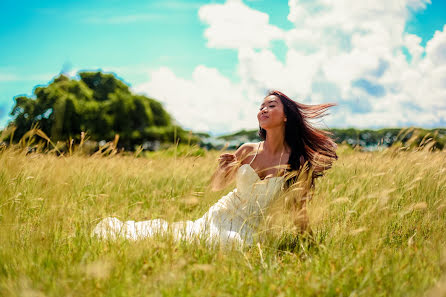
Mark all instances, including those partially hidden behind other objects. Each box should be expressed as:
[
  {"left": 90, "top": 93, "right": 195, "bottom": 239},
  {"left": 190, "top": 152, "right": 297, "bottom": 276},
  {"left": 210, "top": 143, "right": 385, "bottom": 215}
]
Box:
[{"left": 1, "top": 0, "right": 445, "bottom": 135}]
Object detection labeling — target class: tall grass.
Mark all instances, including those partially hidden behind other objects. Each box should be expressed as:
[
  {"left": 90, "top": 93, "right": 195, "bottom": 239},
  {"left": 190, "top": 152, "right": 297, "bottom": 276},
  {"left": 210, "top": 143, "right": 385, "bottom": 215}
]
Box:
[{"left": 0, "top": 135, "right": 445, "bottom": 296}]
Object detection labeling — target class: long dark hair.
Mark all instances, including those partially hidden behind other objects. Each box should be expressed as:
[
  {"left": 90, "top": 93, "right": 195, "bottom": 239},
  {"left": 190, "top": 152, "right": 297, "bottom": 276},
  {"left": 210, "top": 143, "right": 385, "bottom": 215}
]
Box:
[{"left": 258, "top": 90, "right": 338, "bottom": 191}]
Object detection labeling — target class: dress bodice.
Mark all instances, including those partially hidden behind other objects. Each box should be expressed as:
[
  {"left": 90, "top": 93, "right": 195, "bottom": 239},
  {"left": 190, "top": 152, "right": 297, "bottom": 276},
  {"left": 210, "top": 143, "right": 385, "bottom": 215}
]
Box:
[
  {"left": 236, "top": 163, "right": 284, "bottom": 193},
  {"left": 236, "top": 141, "right": 285, "bottom": 205},
  {"left": 207, "top": 142, "right": 286, "bottom": 232},
  {"left": 235, "top": 163, "right": 284, "bottom": 212}
]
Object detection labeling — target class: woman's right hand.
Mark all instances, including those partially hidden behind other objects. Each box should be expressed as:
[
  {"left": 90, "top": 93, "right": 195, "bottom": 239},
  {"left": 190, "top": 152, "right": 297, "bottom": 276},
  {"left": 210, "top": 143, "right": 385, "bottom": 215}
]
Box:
[
  {"left": 210, "top": 144, "right": 252, "bottom": 192},
  {"left": 218, "top": 153, "right": 237, "bottom": 174}
]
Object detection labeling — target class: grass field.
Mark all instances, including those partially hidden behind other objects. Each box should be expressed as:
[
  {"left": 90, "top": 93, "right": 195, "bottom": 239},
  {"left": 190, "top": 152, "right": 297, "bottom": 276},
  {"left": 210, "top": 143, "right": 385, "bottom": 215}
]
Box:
[{"left": 0, "top": 142, "right": 445, "bottom": 297}]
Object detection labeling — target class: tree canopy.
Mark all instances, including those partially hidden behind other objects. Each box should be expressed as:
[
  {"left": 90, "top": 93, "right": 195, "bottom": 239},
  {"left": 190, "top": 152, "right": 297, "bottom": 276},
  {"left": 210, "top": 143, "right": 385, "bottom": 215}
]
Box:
[{"left": 8, "top": 71, "right": 196, "bottom": 149}]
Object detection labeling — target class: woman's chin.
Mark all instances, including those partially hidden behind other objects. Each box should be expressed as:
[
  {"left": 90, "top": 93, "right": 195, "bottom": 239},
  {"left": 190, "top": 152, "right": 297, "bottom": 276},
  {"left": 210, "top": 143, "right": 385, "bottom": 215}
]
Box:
[{"left": 259, "top": 121, "right": 269, "bottom": 129}]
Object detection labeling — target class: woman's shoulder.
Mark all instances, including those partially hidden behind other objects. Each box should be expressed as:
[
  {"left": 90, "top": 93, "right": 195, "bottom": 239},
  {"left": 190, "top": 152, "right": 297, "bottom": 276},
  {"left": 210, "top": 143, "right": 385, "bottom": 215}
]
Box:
[
  {"left": 234, "top": 142, "right": 260, "bottom": 163},
  {"left": 235, "top": 142, "right": 259, "bottom": 153}
]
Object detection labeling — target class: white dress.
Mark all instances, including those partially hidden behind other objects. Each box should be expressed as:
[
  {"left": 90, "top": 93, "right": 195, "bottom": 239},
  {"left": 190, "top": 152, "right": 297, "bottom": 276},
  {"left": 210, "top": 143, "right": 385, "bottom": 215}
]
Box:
[{"left": 92, "top": 143, "right": 285, "bottom": 249}]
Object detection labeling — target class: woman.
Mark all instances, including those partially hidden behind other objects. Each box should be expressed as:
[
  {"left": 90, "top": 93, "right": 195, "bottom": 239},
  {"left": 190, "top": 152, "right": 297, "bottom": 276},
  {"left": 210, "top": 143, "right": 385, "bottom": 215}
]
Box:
[{"left": 92, "top": 90, "right": 338, "bottom": 249}]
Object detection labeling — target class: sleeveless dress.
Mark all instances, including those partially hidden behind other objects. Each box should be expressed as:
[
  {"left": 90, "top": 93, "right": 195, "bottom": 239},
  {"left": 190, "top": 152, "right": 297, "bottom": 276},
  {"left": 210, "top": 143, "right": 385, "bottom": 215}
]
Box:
[{"left": 92, "top": 142, "right": 285, "bottom": 249}]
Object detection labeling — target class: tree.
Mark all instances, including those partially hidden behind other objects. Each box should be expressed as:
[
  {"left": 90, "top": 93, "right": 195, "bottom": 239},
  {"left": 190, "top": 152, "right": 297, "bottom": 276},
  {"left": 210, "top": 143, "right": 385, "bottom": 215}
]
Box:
[{"left": 8, "top": 71, "right": 196, "bottom": 149}]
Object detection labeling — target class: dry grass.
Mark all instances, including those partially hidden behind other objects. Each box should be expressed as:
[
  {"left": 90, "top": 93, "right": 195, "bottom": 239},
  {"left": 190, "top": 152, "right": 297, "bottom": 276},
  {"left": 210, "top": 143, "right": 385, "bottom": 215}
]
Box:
[{"left": 0, "top": 138, "right": 445, "bottom": 296}]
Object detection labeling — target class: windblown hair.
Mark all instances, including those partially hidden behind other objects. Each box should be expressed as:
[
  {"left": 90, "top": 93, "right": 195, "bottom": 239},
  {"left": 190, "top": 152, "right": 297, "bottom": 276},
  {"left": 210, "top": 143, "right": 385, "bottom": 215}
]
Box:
[{"left": 258, "top": 90, "right": 338, "bottom": 191}]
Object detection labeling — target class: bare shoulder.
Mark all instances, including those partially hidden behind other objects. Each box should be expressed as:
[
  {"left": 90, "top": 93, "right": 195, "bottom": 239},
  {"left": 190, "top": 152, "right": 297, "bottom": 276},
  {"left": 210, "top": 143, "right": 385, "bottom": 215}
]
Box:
[{"left": 234, "top": 142, "right": 260, "bottom": 164}]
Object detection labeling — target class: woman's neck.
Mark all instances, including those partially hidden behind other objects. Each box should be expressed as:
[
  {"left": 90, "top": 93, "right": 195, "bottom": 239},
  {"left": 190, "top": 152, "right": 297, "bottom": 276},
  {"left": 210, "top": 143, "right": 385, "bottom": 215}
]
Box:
[{"left": 263, "top": 127, "right": 289, "bottom": 155}]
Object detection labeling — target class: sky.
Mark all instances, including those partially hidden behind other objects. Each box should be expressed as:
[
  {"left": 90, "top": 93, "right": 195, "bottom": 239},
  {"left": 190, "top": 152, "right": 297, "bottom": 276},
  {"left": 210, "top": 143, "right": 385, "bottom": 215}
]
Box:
[{"left": 0, "top": 0, "right": 445, "bottom": 136}]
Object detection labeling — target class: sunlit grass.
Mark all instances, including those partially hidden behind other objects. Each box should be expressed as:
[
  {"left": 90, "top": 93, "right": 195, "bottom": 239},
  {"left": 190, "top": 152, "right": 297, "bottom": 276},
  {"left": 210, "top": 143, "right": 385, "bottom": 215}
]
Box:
[{"left": 0, "top": 140, "right": 445, "bottom": 296}]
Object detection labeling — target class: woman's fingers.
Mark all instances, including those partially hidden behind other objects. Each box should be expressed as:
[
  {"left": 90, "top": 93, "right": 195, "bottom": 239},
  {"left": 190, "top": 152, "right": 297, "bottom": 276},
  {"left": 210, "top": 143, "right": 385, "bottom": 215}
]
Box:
[
  {"left": 218, "top": 154, "right": 235, "bottom": 164},
  {"left": 218, "top": 154, "right": 236, "bottom": 161},
  {"left": 220, "top": 159, "right": 237, "bottom": 170},
  {"left": 221, "top": 161, "right": 234, "bottom": 169},
  {"left": 218, "top": 153, "right": 238, "bottom": 174},
  {"left": 219, "top": 153, "right": 235, "bottom": 159}
]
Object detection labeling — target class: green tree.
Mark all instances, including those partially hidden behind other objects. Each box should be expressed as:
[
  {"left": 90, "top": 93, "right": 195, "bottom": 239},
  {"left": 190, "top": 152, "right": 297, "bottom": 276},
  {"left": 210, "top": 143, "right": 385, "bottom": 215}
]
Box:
[{"left": 8, "top": 71, "right": 197, "bottom": 149}]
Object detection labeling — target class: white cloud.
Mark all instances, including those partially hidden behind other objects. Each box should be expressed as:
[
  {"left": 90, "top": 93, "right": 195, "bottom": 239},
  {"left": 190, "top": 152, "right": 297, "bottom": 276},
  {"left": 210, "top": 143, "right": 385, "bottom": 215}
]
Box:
[
  {"left": 404, "top": 33, "right": 424, "bottom": 63},
  {"left": 238, "top": 48, "right": 326, "bottom": 101},
  {"left": 135, "top": 0, "right": 445, "bottom": 134},
  {"left": 425, "top": 24, "right": 446, "bottom": 64},
  {"left": 133, "top": 65, "right": 259, "bottom": 134},
  {"left": 198, "top": 0, "right": 284, "bottom": 49},
  {"left": 407, "top": 0, "right": 431, "bottom": 10}
]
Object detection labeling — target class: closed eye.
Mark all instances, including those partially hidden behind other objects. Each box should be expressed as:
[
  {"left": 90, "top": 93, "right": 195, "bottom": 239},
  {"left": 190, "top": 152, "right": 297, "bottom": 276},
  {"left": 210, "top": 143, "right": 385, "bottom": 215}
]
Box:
[{"left": 259, "top": 105, "right": 275, "bottom": 110}]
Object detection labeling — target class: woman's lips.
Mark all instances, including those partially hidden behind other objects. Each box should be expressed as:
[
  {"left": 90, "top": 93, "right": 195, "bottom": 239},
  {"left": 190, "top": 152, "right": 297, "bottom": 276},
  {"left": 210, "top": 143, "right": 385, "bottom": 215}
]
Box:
[{"left": 260, "top": 115, "right": 269, "bottom": 120}]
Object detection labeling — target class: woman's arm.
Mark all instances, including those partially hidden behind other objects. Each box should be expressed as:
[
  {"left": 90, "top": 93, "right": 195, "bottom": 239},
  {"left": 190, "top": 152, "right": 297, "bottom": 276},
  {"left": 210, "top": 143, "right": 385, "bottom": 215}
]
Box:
[{"left": 209, "top": 143, "right": 255, "bottom": 192}]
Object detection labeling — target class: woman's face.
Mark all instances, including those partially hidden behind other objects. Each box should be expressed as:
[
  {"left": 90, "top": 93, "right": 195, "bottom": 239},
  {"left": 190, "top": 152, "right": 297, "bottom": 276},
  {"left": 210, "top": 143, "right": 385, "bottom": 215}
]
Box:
[{"left": 257, "top": 95, "right": 287, "bottom": 130}]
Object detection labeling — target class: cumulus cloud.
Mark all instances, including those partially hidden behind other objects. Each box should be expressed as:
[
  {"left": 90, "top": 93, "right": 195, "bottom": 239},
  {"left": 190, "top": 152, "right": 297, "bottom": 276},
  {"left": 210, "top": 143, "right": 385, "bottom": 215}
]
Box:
[
  {"left": 135, "top": 0, "right": 445, "bottom": 134},
  {"left": 425, "top": 24, "right": 446, "bottom": 64},
  {"left": 198, "top": 0, "right": 284, "bottom": 49},
  {"left": 133, "top": 65, "right": 260, "bottom": 134}
]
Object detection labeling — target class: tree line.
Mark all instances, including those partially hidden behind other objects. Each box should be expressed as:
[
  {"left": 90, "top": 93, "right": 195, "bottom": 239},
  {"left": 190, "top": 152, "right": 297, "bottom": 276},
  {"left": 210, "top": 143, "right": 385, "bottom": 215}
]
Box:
[
  {"left": 214, "top": 127, "right": 446, "bottom": 151},
  {"left": 3, "top": 70, "right": 444, "bottom": 151}
]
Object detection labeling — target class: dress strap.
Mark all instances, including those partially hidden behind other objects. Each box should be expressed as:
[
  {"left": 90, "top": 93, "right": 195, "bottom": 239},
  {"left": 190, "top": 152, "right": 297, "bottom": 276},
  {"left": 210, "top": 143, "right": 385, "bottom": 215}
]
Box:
[{"left": 249, "top": 142, "right": 262, "bottom": 165}]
